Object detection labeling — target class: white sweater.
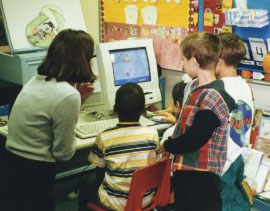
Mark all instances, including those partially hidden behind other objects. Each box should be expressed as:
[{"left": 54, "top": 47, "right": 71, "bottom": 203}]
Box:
[{"left": 221, "top": 76, "right": 254, "bottom": 174}]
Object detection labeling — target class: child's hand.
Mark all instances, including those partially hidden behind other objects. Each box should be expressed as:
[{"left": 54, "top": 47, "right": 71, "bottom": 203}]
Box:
[
  {"left": 156, "top": 144, "right": 170, "bottom": 158},
  {"left": 75, "top": 83, "right": 95, "bottom": 101},
  {"left": 154, "top": 111, "right": 176, "bottom": 123}
]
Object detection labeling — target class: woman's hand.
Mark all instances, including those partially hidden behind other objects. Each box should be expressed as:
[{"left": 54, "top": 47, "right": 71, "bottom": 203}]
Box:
[{"left": 76, "top": 83, "right": 95, "bottom": 101}]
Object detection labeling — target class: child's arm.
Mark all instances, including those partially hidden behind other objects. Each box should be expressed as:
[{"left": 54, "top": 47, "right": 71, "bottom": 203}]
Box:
[{"left": 162, "top": 110, "right": 220, "bottom": 154}]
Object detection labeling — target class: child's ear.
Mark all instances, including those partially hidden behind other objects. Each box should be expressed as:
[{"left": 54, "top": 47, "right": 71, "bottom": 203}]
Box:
[
  {"left": 191, "top": 57, "right": 200, "bottom": 70},
  {"left": 218, "top": 58, "right": 225, "bottom": 67},
  {"left": 216, "top": 58, "right": 225, "bottom": 76}
]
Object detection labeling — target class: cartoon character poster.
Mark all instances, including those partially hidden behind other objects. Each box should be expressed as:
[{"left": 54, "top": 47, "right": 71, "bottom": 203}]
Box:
[{"left": 26, "top": 5, "right": 65, "bottom": 47}]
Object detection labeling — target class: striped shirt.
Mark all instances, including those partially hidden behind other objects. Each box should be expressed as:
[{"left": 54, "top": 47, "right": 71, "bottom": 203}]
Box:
[{"left": 89, "top": 122, "right": 159, "bottom": 210}]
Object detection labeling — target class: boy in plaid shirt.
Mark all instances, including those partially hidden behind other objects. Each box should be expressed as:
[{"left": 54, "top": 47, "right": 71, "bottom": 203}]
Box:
[{"left": 157, "top": 32, "right": 235, "bottom": 211}]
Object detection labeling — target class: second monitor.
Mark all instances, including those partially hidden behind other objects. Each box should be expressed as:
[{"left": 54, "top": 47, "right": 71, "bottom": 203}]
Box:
[{"left": 96, "top": 39, "right": 161, "bottom": 111}]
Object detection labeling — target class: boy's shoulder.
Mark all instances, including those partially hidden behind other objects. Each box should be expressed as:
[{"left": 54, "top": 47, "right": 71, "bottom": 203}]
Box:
[
  {"left": 194, "top": 80, "right": 236, "bottom": 112},
  {"left": 221, "top": 76, "right": 251, "bottom": 92}
]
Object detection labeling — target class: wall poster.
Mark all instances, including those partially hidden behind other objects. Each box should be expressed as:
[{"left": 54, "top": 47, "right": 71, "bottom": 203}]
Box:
[
  {"left": 203, "top": 0, "right": 232, "bottom": 34},
  {"left": 100, "top": 0, "right": 196, "bottom": 71}
]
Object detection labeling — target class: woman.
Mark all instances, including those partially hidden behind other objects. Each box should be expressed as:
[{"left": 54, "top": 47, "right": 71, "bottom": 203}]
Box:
[{"left": 0, "top": 29, "right": 96, "bottom": 211}]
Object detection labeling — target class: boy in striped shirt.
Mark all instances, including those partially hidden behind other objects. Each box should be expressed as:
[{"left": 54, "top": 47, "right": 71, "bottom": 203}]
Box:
[{"left": 78, "top": 83, "right": 159, "bottom": 211}]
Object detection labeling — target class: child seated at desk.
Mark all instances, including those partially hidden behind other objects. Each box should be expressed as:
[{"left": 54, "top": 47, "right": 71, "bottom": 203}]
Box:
[
  {"left": 78, "top": 83, "right": 159, "bottom": 211},
  {"left": 155, "top": 81, "right": 187, "bottom": 144}
]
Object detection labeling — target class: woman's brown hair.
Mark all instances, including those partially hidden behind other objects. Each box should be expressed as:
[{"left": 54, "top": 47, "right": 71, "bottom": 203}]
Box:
[{"left": 38, "top": 29, "right": 96, "bottom": 83}]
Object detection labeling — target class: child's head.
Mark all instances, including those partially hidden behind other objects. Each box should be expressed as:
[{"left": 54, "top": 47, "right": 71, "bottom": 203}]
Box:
[
  {"left": 38, "top": 29, "right": 96, "bottom": 83},
  {"left": 114, "top": 83, "right": 145, "bottom": 122},
  {"left": 180, "top": 32, "right": 221, "bottom": 78},
  {"left": 172, "top": 81, "right": 187, "bottom": 114},
  {"left": 216, "top": 33, "right": 245, "bottom": 77}
]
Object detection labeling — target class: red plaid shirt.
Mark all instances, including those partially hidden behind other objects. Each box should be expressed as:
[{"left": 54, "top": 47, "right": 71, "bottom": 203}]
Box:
[{"left": 173, "top": 80, "right": 233, "bottom": 176}]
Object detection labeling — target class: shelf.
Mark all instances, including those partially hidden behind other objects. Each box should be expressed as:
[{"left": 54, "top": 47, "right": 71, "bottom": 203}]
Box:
[{"left": 245, "top": 78, "right": 270, "bottom": 86}]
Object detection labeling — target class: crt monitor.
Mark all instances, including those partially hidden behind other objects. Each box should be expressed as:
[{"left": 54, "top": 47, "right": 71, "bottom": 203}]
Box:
[{"left": 96, "top": 39, "right": 161, "bottom": 111}]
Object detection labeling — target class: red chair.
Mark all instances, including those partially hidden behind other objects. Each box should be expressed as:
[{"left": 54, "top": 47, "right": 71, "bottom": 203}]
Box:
[{"left": 86, "top": 158, "right": 171, "bottom": 211}]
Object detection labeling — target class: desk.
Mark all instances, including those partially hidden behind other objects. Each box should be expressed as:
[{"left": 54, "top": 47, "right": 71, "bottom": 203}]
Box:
[
  {"left": 0, "top": 123, "right": 171, "bottom": 150},
  {"left": 0, "top": 114, "right": 171, "bottom": 178}
]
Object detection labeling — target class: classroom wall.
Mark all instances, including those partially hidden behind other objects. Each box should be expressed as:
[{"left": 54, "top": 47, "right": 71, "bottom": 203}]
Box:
[
  {"left": 162, "top": 69, "right": 185, "bottom": 108},
  {"left": 162, "top": 69, "right": 270, "bottom": 111},
  {"left": 80, "top": 0, "right": 100, "bottom": 45},
  {"left": 82, "top": 1, "right": 270, "bottom": 111}
]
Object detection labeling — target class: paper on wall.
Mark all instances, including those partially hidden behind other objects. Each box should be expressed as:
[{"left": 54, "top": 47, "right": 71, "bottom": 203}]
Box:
[
  {"left": 26, "top": 5, "right": 66, "bottom": 47},
  {"left": 244, "top": 149, "right": 263, "bottom": 183},
  {"left": 255, "top": 164, "right": 269, "bottom": 193},
  {"left": 235, "top": 0, "right": 247, "bottom": 10},
  {"left": 141, "top": 6, "right": 158, "bottom": 25},
  {"left": 204, "top": 13, "right": 214, "bottom": 26},
  {"left": 124, "top": 5, "right": 138, "bottom": 24},
  {"left": 222, "top": 0, "right": 233, "bottom": 13}
]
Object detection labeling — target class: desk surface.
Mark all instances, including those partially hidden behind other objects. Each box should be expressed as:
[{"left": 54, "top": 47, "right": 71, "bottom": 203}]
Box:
[{"left": 0, "top": 115, "right": 171, "bottom": 151}]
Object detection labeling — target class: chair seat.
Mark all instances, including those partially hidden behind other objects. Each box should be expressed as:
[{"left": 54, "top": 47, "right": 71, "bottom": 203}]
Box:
[{"left": 86, "top": 202, "right": 108, "bottom": 211}]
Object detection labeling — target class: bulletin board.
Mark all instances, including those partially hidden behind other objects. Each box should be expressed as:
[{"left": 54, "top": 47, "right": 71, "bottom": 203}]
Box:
[
  {"left": 203, "top": 0, "right": 233, "bottom": 34},
  {"left": 233, "top": 0, "right": 270, "bottom": 74},
  {"left": 100, "top": 0, "right": 197, "bottom": 71}
]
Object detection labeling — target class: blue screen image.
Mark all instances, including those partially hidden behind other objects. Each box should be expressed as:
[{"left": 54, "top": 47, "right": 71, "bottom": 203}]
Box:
[{"left": 110, "top": 48, "right": 151, "bottom": 86}]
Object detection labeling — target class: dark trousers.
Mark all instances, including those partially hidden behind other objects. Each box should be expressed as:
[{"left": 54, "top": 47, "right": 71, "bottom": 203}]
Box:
[
  {"left": 0, "top": 149, "right": 56, "bottom": 211},
  {"left": 172, "top": 170, "right": 222, "bottom": 211},
  {"left": 78, "top": 174, "right": 104, "bottom": 211}
]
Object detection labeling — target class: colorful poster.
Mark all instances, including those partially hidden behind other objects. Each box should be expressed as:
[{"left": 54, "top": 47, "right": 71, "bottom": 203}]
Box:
[
  {"left": 233, "top": 0, "right": 270, "bottom": 76},
  {"left": 203, "top": 0, "right": 232, "bottom": 34},
  {"left": 102, "top": 0, "right": 189, "bottom": 28},
  {"left": 102, "top": 22, "right": 141, "bottom": 42},
  {"left": 141, "top": 25, "right": 188, "bottom": 71},
  {"left": 103, "top": 22, "right": 188, "bottom": 71},
  {"left": 100, "top": 0, "right": 191, "bottom": 71}
]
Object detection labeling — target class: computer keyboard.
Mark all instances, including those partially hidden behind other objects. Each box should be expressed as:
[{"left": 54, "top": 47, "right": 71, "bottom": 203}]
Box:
[{"left": 75, "top": 116, "right": 155, "bottom": 139}]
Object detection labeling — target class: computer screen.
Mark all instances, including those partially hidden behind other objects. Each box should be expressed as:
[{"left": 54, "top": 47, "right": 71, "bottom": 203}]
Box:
[
  {"left": 97, "top": 39, "right": 161, "bottom": 111},
  {"left": 82, "top": 57, "right": 103, "bottom": 110},
  {"left": 110, "top": 48, "right": 151, "bottom": 86}
]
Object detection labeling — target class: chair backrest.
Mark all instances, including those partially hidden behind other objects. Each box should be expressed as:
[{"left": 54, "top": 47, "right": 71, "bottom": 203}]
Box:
[{"left": 125, "top": 158, "right": 171, "bottom": 211}]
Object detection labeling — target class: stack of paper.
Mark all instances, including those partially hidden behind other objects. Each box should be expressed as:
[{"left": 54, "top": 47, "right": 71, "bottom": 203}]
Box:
[{"left": 225, "top": 9, "right": 269, "bottom": 28}]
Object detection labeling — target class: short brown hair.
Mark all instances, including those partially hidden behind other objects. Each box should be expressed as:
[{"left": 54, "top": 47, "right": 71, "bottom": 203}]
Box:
[
  {"left": 218, "top": 33, "right": 246, "bottom": 68},
  {"left": 38, "top": 29, "right": 96, "bottom": 83},
  {"left": 172, "top": 81, "right": 187, "bottom": 106},
  {"left": 180, "top": 32, "right": 221, "bottom": 70}
]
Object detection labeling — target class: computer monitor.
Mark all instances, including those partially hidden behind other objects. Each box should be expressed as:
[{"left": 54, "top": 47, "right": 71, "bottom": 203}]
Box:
[
  {"left": 82, "top": 56, "right": 103, "bottom": 109},
  {"left": 96, "top": 39, "right": 161, "bottom": 111}
]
